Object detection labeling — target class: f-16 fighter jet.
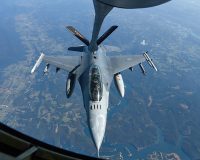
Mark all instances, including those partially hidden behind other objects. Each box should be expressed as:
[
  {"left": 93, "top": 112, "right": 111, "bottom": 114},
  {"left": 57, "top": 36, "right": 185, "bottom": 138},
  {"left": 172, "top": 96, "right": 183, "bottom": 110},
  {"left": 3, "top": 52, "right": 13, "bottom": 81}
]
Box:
[{"left": 31, "top": 0, "right": 171, "bottom": 157}]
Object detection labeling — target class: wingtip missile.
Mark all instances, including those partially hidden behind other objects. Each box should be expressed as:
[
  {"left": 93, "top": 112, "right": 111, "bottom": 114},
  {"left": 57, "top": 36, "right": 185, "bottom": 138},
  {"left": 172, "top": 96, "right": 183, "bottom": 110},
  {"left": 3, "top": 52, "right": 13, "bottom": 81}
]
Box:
[
  {"left": 143, "top": 52, "right": 158, "bottom": 71},
  {"left": 31, "top": 53, "right": 45, "bottom": 74},
  {"left": 152, "top": 63, "right": 158, "bottom": 71}
]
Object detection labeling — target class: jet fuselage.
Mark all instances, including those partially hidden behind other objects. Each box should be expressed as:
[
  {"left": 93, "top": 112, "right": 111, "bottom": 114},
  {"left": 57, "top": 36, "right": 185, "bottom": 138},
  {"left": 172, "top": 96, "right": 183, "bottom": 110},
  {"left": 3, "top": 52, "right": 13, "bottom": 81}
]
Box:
[{"left": 78, "top": 45, "right": 112, "bottom": 153}]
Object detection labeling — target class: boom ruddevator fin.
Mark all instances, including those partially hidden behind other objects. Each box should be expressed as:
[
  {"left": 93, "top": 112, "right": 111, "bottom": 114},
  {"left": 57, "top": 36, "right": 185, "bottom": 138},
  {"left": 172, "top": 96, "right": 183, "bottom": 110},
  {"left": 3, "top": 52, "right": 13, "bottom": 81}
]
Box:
[
  {"left": 66, "top": 26, "right": 90, "bottom": 46},
  {"left": 97, "top": 25, "right": 118, "bottom": 45}
]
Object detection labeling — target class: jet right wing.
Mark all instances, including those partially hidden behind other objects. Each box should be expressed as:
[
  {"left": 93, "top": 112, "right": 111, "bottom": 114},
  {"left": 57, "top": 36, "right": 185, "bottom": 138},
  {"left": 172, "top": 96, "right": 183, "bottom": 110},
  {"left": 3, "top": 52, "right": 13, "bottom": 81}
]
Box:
[
  {"left": 109, "top": 55, "right": 146, "bottom": 74},
  {"left": 31, "top": 53, "right": 81, "bottom": 74}
]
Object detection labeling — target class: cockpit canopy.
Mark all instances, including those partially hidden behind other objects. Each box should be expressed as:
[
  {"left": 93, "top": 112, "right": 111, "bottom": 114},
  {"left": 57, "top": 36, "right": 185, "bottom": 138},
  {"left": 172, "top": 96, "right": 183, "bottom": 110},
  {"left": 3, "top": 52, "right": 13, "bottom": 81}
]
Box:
[{"left": 89, "top": 65, "right": 103, "bottom": 101}]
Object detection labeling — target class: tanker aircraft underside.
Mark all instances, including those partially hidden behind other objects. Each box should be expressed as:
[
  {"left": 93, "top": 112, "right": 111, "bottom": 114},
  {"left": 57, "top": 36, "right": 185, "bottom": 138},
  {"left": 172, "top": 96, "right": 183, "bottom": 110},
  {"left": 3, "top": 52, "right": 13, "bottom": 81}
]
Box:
[{"left": 31, "top": 0, "right": 171, "bottom": 157}]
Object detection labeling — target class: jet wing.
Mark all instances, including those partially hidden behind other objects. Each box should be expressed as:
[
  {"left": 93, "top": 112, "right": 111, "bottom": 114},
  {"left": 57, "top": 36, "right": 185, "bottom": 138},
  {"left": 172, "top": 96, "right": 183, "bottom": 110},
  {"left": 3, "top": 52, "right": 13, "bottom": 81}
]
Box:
[
  {"left": 43, "top": 55, "right": 81, "bottom": 71},
  {"left": 31, "top": 53, "right": 81, "bottom": 73},
  {"left": 109, "top": 55, "right": 146, "bottom": 74}
]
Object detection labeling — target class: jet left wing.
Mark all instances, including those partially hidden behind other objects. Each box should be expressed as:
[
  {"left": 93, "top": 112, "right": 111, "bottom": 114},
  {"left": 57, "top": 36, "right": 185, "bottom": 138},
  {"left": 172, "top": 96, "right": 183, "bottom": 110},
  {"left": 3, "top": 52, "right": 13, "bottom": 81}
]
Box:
[
  {"left": 109, "top": 55, "right": 146, "bottom": 74},
  {"left": 31, "top": 53, "right": 81, "bottom": 73}
]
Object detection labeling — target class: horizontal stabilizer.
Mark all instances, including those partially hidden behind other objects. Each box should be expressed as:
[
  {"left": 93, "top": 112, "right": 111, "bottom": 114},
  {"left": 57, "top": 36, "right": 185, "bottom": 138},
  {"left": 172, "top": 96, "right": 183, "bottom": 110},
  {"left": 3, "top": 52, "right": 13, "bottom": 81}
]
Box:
[
  {"left": 31, "top": 53, "right": 45, "bottom": 74},
  {"left": 68, "top": 46, "right": 85, "bottom": 52},
  {"left": 66, "top": 26, "right": 89, "bottom": 46},
  {"left": 104, "top": 45, "right": 121, "bottom": 52},
  {"left": 97, "top": 25, "right": 118, "bottom": 45}
]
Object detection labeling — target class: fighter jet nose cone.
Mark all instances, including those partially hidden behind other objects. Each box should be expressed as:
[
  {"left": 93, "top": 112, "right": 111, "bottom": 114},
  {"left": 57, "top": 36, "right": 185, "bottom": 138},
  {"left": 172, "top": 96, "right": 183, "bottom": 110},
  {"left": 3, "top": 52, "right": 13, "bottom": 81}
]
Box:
[
  {"left": 89, "top": 113, "right": 107, "bottom": 154},
  {"left": 95, "top": 138, "right": 101, "bottom": 152}
]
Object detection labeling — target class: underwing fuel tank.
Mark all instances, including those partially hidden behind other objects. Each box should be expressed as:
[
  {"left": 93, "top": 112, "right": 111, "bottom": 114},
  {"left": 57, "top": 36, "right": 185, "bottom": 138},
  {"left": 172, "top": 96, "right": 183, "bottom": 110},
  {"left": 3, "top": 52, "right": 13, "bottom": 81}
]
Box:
[
  {"left": 66, "top": 73, "right": 76, "bottom": 98},
  {"left": 114, "top": 73, "right": 125, "bottom": 97}
]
